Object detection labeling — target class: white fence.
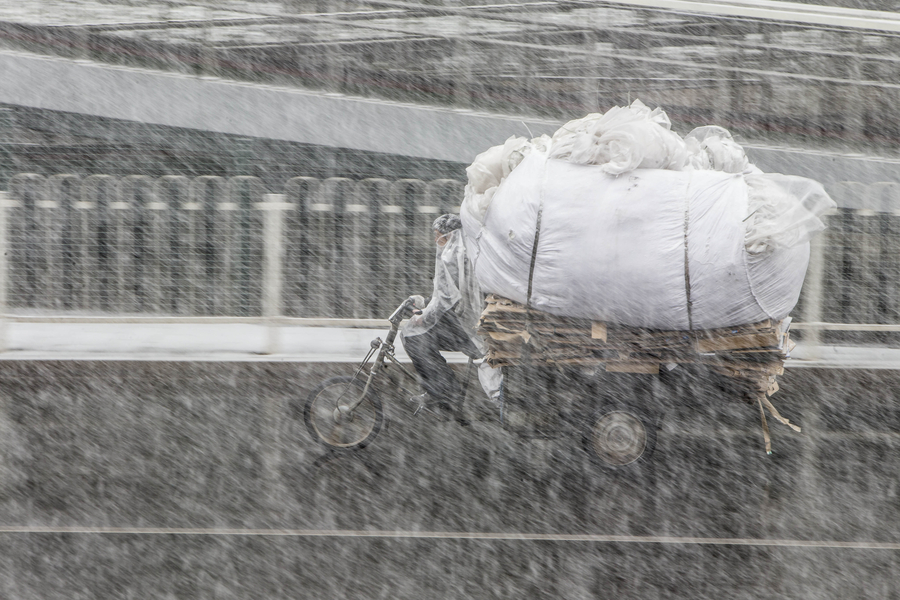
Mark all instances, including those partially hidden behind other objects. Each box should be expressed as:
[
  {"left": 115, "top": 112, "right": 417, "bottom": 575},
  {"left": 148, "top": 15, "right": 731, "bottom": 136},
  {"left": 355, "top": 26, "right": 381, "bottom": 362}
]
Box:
[
  {"left": 3, "top": 173, "right": 900, "bottom": 352},
  {"left": 4, "top": 173, "right": 464, "bottom": 313}
]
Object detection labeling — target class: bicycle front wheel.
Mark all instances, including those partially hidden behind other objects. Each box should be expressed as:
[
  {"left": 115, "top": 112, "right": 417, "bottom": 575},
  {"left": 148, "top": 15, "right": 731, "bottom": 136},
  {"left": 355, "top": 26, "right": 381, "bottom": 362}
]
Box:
[{"left": 303, "top": 376, "right": 384, "bottom": 450}]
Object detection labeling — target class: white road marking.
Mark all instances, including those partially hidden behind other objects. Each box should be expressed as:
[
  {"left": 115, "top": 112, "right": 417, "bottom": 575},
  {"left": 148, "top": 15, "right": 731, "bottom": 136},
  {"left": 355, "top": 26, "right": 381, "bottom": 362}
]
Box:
[{"left": 0, "top": 527, "right": 896, "bottom": 549}]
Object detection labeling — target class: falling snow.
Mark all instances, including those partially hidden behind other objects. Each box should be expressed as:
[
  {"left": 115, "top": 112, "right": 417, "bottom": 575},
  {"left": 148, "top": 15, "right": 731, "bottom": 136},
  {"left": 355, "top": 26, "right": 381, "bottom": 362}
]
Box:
[{"left": 0, "top": 1, "right": 898, "bottom": 598}]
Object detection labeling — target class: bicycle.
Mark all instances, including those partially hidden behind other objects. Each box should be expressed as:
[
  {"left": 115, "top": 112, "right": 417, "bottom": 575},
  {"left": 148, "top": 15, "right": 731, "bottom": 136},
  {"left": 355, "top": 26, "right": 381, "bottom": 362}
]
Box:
[{"left": 298, "top": 297, "right": 477, "bottom": 451}]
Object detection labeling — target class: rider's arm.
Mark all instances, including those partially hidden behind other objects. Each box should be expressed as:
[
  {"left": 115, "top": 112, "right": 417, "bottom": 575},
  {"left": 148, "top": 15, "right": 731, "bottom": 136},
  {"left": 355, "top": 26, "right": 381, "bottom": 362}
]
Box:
[{"left": 409, "top": 242, "right": 462, "bottom": 327}]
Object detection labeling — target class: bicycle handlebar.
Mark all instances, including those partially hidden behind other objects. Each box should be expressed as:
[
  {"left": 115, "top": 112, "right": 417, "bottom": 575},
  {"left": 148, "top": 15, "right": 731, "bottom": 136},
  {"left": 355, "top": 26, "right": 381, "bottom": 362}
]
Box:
[{"left": 388, "top": 297, "right": 418, "bottom": 324}]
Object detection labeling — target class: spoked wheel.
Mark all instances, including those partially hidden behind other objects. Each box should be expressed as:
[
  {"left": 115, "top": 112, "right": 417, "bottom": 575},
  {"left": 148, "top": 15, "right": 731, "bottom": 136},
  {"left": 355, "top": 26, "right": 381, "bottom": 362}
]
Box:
[
  {"left": 584, "top": 406, "right": 657, "bottom": 468},
  {"left": 303, "top": 376, "right": 384, "bottom": 451}
]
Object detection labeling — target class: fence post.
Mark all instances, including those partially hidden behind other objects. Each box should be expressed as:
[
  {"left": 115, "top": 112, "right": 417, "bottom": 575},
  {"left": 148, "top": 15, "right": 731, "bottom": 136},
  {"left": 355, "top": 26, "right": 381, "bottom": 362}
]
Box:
[
  {"left": 283, "top": 177, "right": 319, "bottom": 318},
  {"left": 227, "top": 176, "right": 264, "bottom": 317},
  {"left": 116, "top": 175, "right": 149, "bottom": 313},
  {"left": 873, "top": 182, "right": 900, "bottom": 325},
  {"left": 48, "top": 174, "right": 82, "bottom": 310},
  {"left": 803, "top": 218, "right": 828, "bottom": 358},
  {"left": 79, "top": 175, "right": 116, "bottom": 311},
  {"left": 8, "top": 174, "right": 47, "bottom": 310},
  {"left": 355, "top": 178, "right": 392, "bottom": 317},
  {"left": 424, "top": 179, "right": 464, "bottom": 216},
  {"left": 306, "top": 178, "right": 349, "bottom": 318},
  {"left": 376, "top": 183, "right": 409, "bottom": 317},
  {"left": 156, "top": 176, "right": 192, "bottom": 315},
  {"left": 839, "top": 182, "right": 877, "bottom": 329},
  {"left": 261, "top": 194, "right": 287, "bottom": 354},
  {"left": 391, "top": 179, "right": 432, "bottom": 297},
  {"left": 348, "top": 179, "right": 388, "bottom": 319},
  {"left": 192, "top": 176, "right": 228, "bottom": 315}
]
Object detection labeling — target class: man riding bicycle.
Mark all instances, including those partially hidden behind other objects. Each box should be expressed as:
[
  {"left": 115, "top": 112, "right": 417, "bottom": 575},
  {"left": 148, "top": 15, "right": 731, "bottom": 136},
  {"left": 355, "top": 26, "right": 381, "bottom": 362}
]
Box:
[{"left": 400, "top": 214, "right": 501, "bottom": 412}]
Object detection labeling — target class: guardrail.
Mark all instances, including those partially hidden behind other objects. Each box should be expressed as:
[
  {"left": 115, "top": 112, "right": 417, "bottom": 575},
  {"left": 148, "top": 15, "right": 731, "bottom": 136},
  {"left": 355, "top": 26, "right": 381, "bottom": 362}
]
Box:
[
  {"left": 1, "top": 173, "right": 898, "bottom": 353},
  {"left": 797, "top": 180, "right": 900, "bottom": 351},
  {"left": 5, "top": 172, "right": 463, "bottom": 309}
]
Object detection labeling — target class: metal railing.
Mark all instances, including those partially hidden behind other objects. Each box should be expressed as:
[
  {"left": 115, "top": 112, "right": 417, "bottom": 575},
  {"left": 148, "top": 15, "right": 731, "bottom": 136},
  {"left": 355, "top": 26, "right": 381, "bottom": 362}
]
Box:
[
  {"left": 796, "top": 181, "right": 900, "bottom": 353},
  {"left": 2, "top": 172, "right": 899, "bottom": 353}
]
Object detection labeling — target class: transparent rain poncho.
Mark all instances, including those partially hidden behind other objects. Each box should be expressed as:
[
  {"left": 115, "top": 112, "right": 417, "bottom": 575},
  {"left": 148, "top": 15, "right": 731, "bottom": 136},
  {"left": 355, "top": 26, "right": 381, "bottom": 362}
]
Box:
[
  {"left": 401, "top": 229, "right": 484, "bottom": 352},
  {"left": 400, "top": 229, "right": 503, "bottom": 399}
]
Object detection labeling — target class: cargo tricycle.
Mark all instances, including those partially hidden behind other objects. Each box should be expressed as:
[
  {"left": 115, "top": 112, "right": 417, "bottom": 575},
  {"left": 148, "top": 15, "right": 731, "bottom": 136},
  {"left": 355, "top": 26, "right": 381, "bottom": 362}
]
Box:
[{"left": 295, "top": 297, "right": 668, "bottom": 468}]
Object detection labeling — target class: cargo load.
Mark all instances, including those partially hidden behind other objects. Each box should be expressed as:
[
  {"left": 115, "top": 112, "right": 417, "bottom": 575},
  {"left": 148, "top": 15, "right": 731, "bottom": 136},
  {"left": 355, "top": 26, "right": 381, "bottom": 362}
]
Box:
[{"left": 460, "top": 100, "right": 835, "bottom": 331}]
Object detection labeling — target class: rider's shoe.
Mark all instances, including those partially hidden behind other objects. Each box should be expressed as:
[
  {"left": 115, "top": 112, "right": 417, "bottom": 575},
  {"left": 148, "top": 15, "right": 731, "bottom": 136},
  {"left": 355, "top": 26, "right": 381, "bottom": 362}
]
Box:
[
  {"left": 408, "top": 392, "right": 431, "bottom": 409},
  {"left": 408, "top": 393, "right": 456, "bottom": 419}
]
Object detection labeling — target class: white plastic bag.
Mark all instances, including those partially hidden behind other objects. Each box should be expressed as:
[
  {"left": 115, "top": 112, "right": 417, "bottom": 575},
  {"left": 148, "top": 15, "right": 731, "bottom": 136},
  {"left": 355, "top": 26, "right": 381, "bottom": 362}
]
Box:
[
  {"left": 743, "top": 174, "right": 834, "bottom": 253},
  {"left": 684, "top": 126, "right": 752, "bottom": 174},
  {"left": 463, "top": 135, "right": 545, "bottom": 224},
  {"left": 548, "top": 99, "right": 688, "bottom": 174}
]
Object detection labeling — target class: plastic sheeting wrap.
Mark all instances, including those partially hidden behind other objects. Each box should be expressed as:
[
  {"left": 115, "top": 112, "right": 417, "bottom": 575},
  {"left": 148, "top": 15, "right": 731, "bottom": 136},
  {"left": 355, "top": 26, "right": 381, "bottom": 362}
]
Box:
[{"left": 462, "top": 151, "right": 816, "bottom": 331}]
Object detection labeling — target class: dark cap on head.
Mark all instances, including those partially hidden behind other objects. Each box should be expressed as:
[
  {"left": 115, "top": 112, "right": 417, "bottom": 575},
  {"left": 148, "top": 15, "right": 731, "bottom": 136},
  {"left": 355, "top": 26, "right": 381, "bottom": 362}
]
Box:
[{"left": 432, "top": 214, "right": 462, "bottom": 234}]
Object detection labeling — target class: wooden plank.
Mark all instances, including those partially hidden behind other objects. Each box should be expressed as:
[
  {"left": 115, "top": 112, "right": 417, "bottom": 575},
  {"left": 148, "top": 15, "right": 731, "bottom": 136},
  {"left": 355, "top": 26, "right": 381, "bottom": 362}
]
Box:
[
  {"left": 695, "top": 332, "right": 781, "bottom": 352},
  {"left": 485, "top": 331, "right": 532, "bottom": 343},
  {"left": 606, "top": 361, "right": 660, "bottom": 374},
  {"left": 479, "top": 296, "right": 789, "bottom": 387},
  {"left": 591, "top": 321, "right": 608, "bottom": 341}
]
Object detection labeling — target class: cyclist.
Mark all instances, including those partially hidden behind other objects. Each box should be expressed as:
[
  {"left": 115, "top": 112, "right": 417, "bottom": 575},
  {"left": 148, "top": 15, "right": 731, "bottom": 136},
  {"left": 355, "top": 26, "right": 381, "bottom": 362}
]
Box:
[{"left": 401, "top": 214, "right": 499, "bottom": 411}]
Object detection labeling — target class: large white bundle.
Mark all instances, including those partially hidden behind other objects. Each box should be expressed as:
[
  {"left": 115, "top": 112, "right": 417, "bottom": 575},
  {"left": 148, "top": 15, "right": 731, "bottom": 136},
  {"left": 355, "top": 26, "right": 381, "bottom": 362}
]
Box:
[
  {"left": 462, "top": 151, "right": 824, "bottom": 330},
  {"left": 461, "top": 101, "right": 835, "bottom": 330}
]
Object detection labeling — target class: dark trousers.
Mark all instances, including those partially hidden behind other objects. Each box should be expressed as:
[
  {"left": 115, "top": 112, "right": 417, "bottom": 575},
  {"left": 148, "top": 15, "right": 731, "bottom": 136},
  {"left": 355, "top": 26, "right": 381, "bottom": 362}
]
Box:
[{"left": 402, "top": 312, "right": 480, "bottom": 402}]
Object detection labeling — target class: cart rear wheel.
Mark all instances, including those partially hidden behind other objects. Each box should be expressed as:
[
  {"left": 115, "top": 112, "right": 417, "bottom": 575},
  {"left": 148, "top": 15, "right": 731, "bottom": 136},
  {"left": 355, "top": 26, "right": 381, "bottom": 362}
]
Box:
[
  {"left": 303, "top": 376, "right": 384, "bottom": 451},
  {"left": 585, "top": 407, "right": 657, "bottom": 468}
]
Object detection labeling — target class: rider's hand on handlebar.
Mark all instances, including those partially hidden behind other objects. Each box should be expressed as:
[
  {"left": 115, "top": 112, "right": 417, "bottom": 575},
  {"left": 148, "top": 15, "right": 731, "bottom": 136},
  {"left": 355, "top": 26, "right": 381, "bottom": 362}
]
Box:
[{"left": 408, "top": 295, "right": 426, "bottom": 310}]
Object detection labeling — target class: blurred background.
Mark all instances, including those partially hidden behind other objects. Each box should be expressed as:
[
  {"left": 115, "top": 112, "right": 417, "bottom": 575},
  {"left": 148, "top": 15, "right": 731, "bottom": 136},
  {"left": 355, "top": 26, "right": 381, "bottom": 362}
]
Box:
[{"left": 1, "top": 0, "right": 899, "bottom": 340}]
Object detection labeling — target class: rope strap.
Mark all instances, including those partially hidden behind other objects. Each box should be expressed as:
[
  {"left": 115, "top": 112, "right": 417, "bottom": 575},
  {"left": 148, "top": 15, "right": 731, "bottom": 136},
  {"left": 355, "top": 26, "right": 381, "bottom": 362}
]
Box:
[
  {"left": 524, "top": 157, "right": 549, "bottom": 335},
  {"left": 683, "top": 178, "right": 694, "bottom": 331}
]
